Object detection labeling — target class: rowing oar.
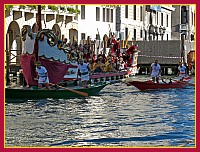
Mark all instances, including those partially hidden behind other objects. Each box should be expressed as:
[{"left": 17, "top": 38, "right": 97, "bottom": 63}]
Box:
[
  {"left": 162, "top": 77, "right": 195, "bottom": 87},
  {"left": 177, "top": 81, "right": 195, "bottom": 87},
  {"left": 48, "top": 82, "right": 88, "bottom": 97}
]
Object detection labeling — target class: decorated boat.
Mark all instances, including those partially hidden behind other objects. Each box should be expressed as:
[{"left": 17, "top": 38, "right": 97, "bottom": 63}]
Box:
[
  {"left": 5, "top": 26, "right": 110, "bottom": 100},
  {"left": 5, "top": 5, "right": 140, "bottom": 101},
  {"left": 18, "top": 24, "right": 140, "bottom": 86},
  {"left": 126, "top": 76, "right": 193, "bottom": 91}
]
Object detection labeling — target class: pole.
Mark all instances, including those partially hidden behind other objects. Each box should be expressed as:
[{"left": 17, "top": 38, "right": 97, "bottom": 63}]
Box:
[
  {"left": 35, "top": 5, "right": 42, "bottom": 62},
  {"left": 37, "top": 5, "right": 42, "bottom": 31},
  {"left": 181, "top": 34, "right": 185, "bottom": 64}
]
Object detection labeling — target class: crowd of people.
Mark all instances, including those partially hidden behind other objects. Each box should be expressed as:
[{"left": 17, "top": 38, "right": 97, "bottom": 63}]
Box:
[{"left": 56, "top": 35, "right": 137, "bottom": 74}]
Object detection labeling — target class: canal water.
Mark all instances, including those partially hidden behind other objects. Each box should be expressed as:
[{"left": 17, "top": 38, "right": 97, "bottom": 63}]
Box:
[{"left": 5, "top": 76, "right": 195, "bottom": 147}]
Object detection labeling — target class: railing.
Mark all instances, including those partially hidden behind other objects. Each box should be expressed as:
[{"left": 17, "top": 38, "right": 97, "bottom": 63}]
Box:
[{"left": 5, "top": 49, "right": 21, "bottom": 66}]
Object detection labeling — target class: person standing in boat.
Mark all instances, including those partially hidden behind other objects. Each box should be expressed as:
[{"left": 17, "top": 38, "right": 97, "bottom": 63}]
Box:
[
  {"left": 77, "top": 58, "right": 90, "bottom": 88},
  {"left": 35, "top": 61, "right": 50, "bottom": 89},
  {"left": 150, "top": 59, "right": 161, "bottom": 83},
  {"left": 177, "top": 61, "right": 187, "bottom": 81}
]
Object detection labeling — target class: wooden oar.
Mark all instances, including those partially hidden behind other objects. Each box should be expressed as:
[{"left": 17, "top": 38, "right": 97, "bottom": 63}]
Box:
[
  {"left": 177, "top": 81, "right": 195, "bottom": 87},
  {"left": 162, "top": 77, "right": 195, "bottom": 87},
  {"left": 48, "top": 82, "right": 88, "bottom": 97}
]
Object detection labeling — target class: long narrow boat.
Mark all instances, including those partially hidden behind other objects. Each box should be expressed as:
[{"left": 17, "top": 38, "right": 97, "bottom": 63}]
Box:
[
  {"left": 5, "top": 83, "right": 107, "bottom": 102},
  {"left": 126, "top": 76, "right": 192, "bottom": 91}
]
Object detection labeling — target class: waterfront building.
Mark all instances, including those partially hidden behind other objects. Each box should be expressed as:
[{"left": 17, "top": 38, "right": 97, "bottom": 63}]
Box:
[
  {"left": 171, "top": 5, "right": 195, "bottom": 66},
  {"left": 77, "top": 5, "right": 116, "bottom": 42}
]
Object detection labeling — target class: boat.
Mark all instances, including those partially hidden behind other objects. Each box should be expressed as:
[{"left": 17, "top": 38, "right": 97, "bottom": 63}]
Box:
[
  {"left": 6, "top": 27, "right": 108, "bottom": 102},
  {"left": 5, "top": 10, "right": 107, "bottom": 101},
  {"left": 126, "top": 76, "right": 192, "bottom": 91},
  {"left": 5, "top": 83, "right": 107, "bottom": 102},
  {"left": 5, "top": 5, "right": 140, "bottom": 102}
]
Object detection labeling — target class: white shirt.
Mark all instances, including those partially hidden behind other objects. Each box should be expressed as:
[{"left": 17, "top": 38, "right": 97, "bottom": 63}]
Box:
[
  {"left": 36, "top": 66, "right": 47, "bottom": 77},
  {"left": 178, "top": 65, "right": 186, "bottom": 74},
  {"left": 78, "top": 63, "right": 89, "bottom": 81},
  {"left": 151, "top": 63, "right": 161, "bottom": 77},
  {"left": 78, "top": 63, "right": 89, "bottom": 75},
  {"left": 36, "top": 66, "right": 49, "bottom": 83}
]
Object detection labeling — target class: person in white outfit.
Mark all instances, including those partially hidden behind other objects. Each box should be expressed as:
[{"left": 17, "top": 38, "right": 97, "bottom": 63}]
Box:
[
  {"left": 150, "top": 60, "right": 161, "bottom": 83},
  {"left": 77, "top": 58, "right": 90, "bottom": 88},
  {"left": 35, "top": 61, "right": 49, "bottom": 89},
  {"left": 177, "top": 61, "right": 187, "bottom": 81}
]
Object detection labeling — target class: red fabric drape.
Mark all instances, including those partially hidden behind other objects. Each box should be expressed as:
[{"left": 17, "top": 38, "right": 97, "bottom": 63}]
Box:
[
  {"left": 39, "top": 58, "right": 70, "bottom": 84},
  {"left": 20, "top": 54, "right": 37, "bottom": 86},
  {"left": 20, "top": 54, "right": 72, "bottom": 86}
]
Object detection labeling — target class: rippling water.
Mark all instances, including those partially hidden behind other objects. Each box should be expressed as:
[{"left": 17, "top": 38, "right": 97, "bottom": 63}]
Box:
[{"left": 5, "top": 76, "right": 195, "bottom": 147}]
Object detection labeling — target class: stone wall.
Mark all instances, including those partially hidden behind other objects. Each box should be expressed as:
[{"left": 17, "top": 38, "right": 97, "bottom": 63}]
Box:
[{"left": 136, "top": 40, "right": 194, "bottom": 65}]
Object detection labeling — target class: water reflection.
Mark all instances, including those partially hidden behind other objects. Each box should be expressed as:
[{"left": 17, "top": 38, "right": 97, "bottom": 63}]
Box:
[{"left": 5, "top": 76, "right": 195, "bottom": 147}]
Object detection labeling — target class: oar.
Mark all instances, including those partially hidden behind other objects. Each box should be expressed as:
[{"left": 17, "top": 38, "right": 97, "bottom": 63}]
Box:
[
  {"left": 48, "top": 82, "right": 88, "bottom": 97},
  {"left": 177, "top": 81, "right": 195, "bottom": 87},
  {"left": 162, "top": 77, "right": 195, "bottom": 87}
]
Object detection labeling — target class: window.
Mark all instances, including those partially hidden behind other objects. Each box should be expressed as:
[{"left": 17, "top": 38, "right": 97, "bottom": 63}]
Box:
[
  {"left": 125, "top": 5, "right": 128, "bottom": 18},
  {"left": 111, "top": 9, "right": 113, "bottom": 23},
  {"left": 140, "top": 6, "right": 143, "bottom": 21},
  {"left": 157, "top": 12, "right": 159, "bottom": 25},
  {"left": 145, "top": 30, "right": 147, "bottom": 40},
  {"left": 81, "top": 5, "right": 85, "bottom": 19},
  {"left": 166, "top": 14, "right": 168, "bottom": 27},
  {"left": 161, "top": 13, "right": 163, "bottom": 26},
  {"left": 103, "top": 8, "right": 105, "bottom": 22},
  {"left": 140, "top": 30, "right": 143, "bottom": 38},
  {"left": 191, "top": 12, "right": 193, "bottom": 25},
  {"left": 134, "top": 29, "right": 136, "bottom": 40},
  {"left": 133, "top": 5, "right": 136, "bottom": 20},
  {"left": 106, "top": 8, "right": 110, "bottom": 22},
  {"left": 181, "top": 6, "right": 188, "bottom": 24},
  {"left": 150, "top": 12, "right": 152, "bottom": 24},
  {"left": 125, "top": 28, "right": 128, "bottom": 41},
  {"left": 96, "top": 7, "right": 100, "bottom": 21}
]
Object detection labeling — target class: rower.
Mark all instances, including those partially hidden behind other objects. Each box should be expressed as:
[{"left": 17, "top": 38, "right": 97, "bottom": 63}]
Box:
[
  {"left": 177, "top": 61, "right": 187, "bottom": 81},
  {"left": 150, "top": 60, "right": 161, "bottom": 83},
  {"left": 77, "top": 58, "right": 90, "bottom": 88},
  {"left": 35, "top": 61, "right": 50, "bottom": 89}
]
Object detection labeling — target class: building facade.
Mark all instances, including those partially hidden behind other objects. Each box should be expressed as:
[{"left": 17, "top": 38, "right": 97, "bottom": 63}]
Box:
[
  {"left": 77, "top": 5, "right": 116, "bottom": 42},
  {"left": 171, "top": 5, "right": 195, "bottom": 64}
]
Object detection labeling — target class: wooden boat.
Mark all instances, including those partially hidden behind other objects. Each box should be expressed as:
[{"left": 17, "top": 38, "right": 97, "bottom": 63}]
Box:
[
  {"left": 5, "top": 83, "right": 107, "bottom": 102},
  {"left": 126, "top": 76, "right": 192, "bottom": 91}
]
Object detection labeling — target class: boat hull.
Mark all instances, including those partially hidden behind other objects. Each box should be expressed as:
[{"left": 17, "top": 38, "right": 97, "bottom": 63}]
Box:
[
  {"left": 5, "top": 84, "right": 106, "bottom": 102},
  {"left": 127, "top": 81, "right": 187, "bottom": 91}
]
